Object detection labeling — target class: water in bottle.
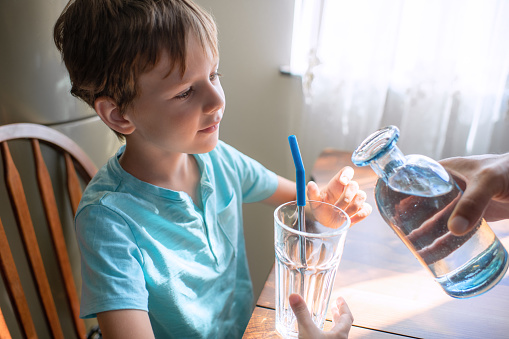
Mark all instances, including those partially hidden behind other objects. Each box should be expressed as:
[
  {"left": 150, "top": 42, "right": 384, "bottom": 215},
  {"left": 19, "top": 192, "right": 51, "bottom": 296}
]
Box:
[{"left": 352, "top": 126, "right": 508, "bottom": 298}]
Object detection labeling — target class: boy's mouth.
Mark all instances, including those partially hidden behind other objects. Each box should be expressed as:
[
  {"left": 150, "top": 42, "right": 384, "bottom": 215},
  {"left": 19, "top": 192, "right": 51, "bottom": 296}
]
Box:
[
  {"left": 199, "top": 121, "right": 220, "bottom": 133},
  {"left": 199, "top": 112, "right": 223, "bottom": 133}
]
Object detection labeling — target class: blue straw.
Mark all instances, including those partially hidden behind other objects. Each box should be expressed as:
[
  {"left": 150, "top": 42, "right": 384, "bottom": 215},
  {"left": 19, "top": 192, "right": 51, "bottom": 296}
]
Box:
[
  {"left": 288, "top": 135, "right": 307, "bottom": 296},
  {"left": 288, "top": 135, "right": 306, "bottom": 207}
]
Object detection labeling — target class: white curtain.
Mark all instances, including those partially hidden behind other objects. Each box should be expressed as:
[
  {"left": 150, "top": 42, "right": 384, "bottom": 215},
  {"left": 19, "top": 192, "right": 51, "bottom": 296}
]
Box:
[{"left": 292, "top": 0, "right": 509, "bottom": 163}]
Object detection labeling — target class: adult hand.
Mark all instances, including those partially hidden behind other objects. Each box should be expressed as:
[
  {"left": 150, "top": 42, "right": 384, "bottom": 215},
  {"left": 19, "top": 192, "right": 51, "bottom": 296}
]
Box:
[
  {"left": 306, "top": 166, "right": 372, "bottom": 225},
  {"left": 289, "top": 294, "right": 353, "bottom": 339},
  {"left": 440, "top": 153, "right": 509, "bottom": 235}
]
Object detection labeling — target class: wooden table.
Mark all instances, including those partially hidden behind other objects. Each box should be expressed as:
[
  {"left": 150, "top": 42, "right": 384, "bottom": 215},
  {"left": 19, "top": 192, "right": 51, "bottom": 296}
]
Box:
[{"left": 243, "top": 149, "right": 509, "bottom": 338}]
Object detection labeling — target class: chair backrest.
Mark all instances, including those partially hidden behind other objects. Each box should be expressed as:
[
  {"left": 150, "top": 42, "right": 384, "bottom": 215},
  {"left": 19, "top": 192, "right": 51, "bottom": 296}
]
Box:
[{"left": 0, "top": 123, "right": 98, "bottom": 339}]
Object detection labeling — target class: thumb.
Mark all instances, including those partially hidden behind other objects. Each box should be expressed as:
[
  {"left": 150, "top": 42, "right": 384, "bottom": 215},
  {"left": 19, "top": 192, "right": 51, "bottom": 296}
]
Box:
[
  {"left": 306, "top": 181, "right": 321, "bottom": 201},
  {"left": 289, "top": 294, "right": 315, "bottom": 333},
  {"left": 449, "top": 179, "right": 492, "bottom": 235}
]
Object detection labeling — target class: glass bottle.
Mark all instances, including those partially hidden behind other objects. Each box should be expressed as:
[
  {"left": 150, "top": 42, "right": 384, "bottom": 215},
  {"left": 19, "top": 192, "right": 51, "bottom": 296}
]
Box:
[{"left": 352, "top": 125, "right": 508, "bottom": 298}]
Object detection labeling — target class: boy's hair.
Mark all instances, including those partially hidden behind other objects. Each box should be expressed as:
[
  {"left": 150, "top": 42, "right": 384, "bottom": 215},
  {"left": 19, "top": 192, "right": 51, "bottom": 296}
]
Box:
[{"left": 54, "top": 0, "right": 218, "bottom": 139}]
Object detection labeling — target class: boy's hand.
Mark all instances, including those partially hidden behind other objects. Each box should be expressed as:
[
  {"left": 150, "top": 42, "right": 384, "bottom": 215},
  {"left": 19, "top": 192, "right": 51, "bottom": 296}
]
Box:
[
  {"left": 307, "top": 166, "right": 372, "bottom": 225},
  {"left": 289, "top": 294, "right": 353, "bottom": 339}
]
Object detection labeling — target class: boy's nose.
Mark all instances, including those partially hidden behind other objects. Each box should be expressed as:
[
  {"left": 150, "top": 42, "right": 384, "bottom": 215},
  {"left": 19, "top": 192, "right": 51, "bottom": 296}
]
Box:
[{"left": 203, "top": 83, "right": 225, "bottom": 114}]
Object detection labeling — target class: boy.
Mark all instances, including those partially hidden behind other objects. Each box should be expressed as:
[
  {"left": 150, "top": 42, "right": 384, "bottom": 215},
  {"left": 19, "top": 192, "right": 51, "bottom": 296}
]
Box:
[{"left": 54, "top": 0, "right": 371, "bottom": 338}]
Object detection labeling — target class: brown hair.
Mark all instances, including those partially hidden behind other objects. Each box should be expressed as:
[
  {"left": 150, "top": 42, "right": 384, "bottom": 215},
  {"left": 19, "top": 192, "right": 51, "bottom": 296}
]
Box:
[{"left": 54, "top": 0, "right": 218, "bottom": 139}]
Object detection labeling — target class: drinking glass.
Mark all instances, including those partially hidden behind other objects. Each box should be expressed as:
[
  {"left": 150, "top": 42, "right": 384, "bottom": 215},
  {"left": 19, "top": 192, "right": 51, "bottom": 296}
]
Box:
[{"left": 274, "top": 200, "right": 350, "bottom": 338}]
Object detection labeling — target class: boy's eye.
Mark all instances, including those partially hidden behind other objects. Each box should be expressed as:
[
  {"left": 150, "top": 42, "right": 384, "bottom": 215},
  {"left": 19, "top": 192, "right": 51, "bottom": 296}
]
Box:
[
  {"left": 175, "top": 88, "right": 193, "bottom": 100},
  {"left": 210, "top": 71, "right": 222, "bottom": 81},
  {"left": 174, "top": 72, "right": 221, "bottom": 100}
]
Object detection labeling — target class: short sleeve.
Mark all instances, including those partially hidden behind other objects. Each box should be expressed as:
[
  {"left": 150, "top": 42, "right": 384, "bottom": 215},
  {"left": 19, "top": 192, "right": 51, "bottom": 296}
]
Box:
[{"left": 76, "top": 204, "right": 149, "bottom": 318}]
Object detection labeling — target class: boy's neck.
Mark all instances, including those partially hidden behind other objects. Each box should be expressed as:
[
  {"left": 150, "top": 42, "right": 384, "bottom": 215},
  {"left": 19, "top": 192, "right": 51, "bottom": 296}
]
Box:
[{"left": 119, "top": 143, "right": 202, "bottom": 207}]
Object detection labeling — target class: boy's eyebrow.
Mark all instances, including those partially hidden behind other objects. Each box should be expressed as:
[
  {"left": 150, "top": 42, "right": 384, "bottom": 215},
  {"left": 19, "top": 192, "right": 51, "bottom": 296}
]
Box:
[{"left": 153, "top": 53, "right": 220, "bottom": 85}]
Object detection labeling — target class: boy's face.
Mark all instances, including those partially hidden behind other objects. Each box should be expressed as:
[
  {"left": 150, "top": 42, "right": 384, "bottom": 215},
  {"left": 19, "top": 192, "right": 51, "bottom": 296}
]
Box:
[{"left": 124, "top": 33, "right": 224, "bottom": 155}]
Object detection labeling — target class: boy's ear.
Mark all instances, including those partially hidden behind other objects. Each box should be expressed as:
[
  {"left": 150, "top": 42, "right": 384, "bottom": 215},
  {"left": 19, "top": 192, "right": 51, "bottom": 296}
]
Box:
[{"left": 94, "top": 96, "right": 135, "bottom": 135}]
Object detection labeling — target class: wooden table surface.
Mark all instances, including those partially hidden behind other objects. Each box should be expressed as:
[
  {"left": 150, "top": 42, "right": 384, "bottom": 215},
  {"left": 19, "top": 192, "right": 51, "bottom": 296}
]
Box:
[{"left": 243, "top": 149, "right": 509, "bottom": 339}]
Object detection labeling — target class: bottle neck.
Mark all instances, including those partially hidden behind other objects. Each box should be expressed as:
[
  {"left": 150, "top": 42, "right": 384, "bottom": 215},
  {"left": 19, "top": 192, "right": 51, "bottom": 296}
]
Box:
[{"left": 371, "top": 146, "right": 406, "bottom": 183}]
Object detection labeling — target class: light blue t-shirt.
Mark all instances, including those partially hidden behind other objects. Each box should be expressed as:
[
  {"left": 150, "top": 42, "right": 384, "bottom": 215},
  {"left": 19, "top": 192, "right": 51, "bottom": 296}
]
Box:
[{"left": 75, "top": 141, "right": 278, "bottom": 338}]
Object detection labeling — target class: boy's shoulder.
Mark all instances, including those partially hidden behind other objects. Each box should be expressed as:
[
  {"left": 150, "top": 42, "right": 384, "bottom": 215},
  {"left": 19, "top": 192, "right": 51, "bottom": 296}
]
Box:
[{"left": 77, "top": 149, "right": 128, "bottom": 208}]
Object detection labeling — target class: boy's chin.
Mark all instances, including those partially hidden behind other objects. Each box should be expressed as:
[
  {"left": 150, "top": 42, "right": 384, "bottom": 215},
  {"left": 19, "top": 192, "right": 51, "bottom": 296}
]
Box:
[{"left": 195, "top": 138, "right": 219, "bottom": 154}]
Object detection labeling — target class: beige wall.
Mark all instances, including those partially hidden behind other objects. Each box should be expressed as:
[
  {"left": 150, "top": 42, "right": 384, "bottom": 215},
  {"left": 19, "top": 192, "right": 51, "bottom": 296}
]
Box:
[{"left": 196, "top": 0, "right": 305, "bottom": 298}]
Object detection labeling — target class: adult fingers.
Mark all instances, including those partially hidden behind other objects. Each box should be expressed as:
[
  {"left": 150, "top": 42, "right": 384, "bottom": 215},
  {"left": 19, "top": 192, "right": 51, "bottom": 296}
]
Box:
[
  {"left": 448, "top": 175, "right": 498, "bottom": 235},
  {"left": 289, "top": 294, "right": 317, "bottom": 337},
  {"left": 330, "top": 297, "right": 354, "bottom": 338}
]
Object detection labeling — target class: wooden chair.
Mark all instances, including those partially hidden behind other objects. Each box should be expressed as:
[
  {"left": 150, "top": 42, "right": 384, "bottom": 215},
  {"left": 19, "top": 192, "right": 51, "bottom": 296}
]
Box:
[{"left": 0, "top": 123, "right": 98, "bottom": 339}]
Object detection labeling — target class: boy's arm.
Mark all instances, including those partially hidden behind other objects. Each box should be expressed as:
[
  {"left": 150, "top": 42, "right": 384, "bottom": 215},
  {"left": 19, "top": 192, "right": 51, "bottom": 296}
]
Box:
[
  {"left": 261, "top": 175, "right": 297, "bottom": 207},
  {"left": 98, "top": 309, "right": 155, "bottom": 339}
]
